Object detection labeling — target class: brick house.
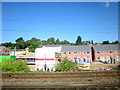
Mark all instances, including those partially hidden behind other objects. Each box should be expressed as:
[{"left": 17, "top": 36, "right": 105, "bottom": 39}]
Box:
[
  {"left": 61, "top": 45, "right": 92, "bottom": 63},
  {"left": 92, "top": 44, "right": 120, "bottom": 63}
]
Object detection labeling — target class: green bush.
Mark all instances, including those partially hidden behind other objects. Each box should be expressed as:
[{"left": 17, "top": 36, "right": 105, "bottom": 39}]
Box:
[
  {"left": 55, "top": 58, "right": 79, "bottom": 72},
  {"left": 2, "top": 59, "right": 31, "bottom": 72}
]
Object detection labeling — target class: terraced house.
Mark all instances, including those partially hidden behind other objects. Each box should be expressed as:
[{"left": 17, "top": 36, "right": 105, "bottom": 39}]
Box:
[
  {"left": 61, "top": 45, "right": 92, "bottom": 64},
  {"left": 92, "top": 44, "right": 120, "bottom": 63}
]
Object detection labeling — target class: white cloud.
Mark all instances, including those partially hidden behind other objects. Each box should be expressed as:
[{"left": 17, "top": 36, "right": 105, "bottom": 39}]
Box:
[{"left": 105, "top": 2, "right": 110, "bottom": 7}]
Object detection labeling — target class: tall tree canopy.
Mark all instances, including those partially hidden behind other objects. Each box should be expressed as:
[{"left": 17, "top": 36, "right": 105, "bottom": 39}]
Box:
[
  {"left": 76, "top": 36, "right": 82, "bottom": 45},
  {"left": 55, "top": 39, "right": 60, "bottom": 44},
  {"left": 47, "top": 37, "right": 55, "bottom": 45},
  {"left": 15, "top": 37, "right": 24, "bottom": 43},
  {"left": 1, "top": 36, "right": 118, "bottom": 52},
  {"left": 102, "top": 41, "right": 109, "bottom": 44}
]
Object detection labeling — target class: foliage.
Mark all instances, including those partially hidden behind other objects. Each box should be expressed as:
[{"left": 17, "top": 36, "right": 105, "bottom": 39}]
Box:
[
  {"left": 2, "top": 59, "right": 31, "bottom": 72},
  {"left": 102, "top": 41, "right": 109, "bottom": 44},
  {"left": 26, "top": 38, "right": 40, "bottom": 52},
  {"left": 55, "top": 39, "right": 60, "bottom": 44},
  {"left": 55, "top": 58, "right": 78, "bottom": 72},
  {"left": 76, "top": 36, "right": 82, "bottom": 45},
  {"left": 91, "top": 40, "right": 94, "bottom": 44},
  {"left": 47, "top": 37, "right": 55, "bottom": 45},
  {"left": 60, "top": 40, "right": 69, "bottom": 44},
  {"left": 112, "top": 40, "right": 119, "bottom": 44},
  {"left": 1, "top": 36, "right": 119, "bottom": 52},
  {"left": 15, "top": 37, "right": 24, "bottom": 43},
  {"left": 1, "top": 42, "right": 12, "bottom": 47}
]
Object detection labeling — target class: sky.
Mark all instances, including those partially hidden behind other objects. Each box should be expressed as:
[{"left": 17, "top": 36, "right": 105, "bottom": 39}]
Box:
[{"left": 2, "top": 2, "right": 118, "bottom": 43}]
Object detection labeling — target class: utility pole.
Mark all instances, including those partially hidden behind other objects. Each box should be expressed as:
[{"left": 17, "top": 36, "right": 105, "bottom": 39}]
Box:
[{"left": 14, "top": 46, "right": 16, "bottom": 56}]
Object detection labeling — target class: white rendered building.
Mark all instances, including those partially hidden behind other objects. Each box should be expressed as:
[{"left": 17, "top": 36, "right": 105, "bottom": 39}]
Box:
[{"left": 35, "top": 45, "right": 61, "bottom": 71}]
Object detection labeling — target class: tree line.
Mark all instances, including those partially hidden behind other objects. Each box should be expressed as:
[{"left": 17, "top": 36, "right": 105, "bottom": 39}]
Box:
[{"left": 1, "top": 36, "right": 119, "bottom": 52}]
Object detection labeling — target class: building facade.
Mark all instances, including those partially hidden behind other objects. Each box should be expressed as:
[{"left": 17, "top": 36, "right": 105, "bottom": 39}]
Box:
[
  {"left": 34, "top": 44, "right": 119, "bottom": 71},
  {"left": 61, "top": 45, "right": 92, "bottom": 64},
  {"left": 35, "top": 46, "right": 61, "bottom": 71},
  {"left": 92, "top": 44, "right": 120, "bottom": 63}
]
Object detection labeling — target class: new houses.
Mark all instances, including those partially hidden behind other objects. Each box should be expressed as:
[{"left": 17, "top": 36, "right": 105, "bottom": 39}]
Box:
[{"left": 2, "top": 44, "right": 119, "bottom": 71}]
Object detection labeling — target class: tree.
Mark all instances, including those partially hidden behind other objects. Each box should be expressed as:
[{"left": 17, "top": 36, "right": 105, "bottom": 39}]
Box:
[
  {"left": 114, "top": 40, "right": 119, "bottom": 44},
  {"left": 47, "top": 37, "right": 55, "bottom": 45},
  {"left": 15, "top": 37, "right": 27, "bottom": 49},
  {"left": 26, "top": 38, "right": 40, "bottom": 52},
  {"left": 2, "top": 59, "right": 30, "bottom": 72},
  {"left": 60, "top": 40, "right": 69, "bottom": 44},
  {"left": 55, "top": 58, "right": 78, "bottom": 72},
  {"left": 31, "top": 37, "right": 40, "bottom": 42},
  {"left": 76, "top": 36, "right": 82, "bottom": 45},
  {"left": 1, "top": 42, "right": 12, "bottom": 47},
  {"left": 91, "top": 40, "right": 94, "bottom": 44},
  {"left": 15, "top": 37, "right": 24, "bottom": 43},
  {"left": 10, "top": 43, "right": 16, "bottom": 49},
  {"left": 41, "top": 40, "right": 48, "bottom": 45},
  {"left": 102, "top": 41, "right": 109, "bottom": 44},
  {"left": 55, "top": 39, "right": 60, "bottom": 44}
]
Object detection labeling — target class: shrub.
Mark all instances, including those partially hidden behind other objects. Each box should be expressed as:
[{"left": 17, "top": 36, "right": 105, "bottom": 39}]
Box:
[
  {"left": 2, "top": 59, "right": 30, "bottom": 72},
  {"left": 55, "top": 58, "right": 79, "bottom": 72}
]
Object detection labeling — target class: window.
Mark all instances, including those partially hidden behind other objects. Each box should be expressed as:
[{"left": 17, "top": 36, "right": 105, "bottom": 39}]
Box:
[
  {"left": 84, "top": 52, "right": 86, "bottom": 54},
  {"left": 68, "top": 52, "right": 71, "bottom": 54},
  {"left": 87, "top": 56, "right": 90, "bottom": 58},
  {"left": 64, "top": 52, "right": 66, "bottom": 54},
  {"left": 74, "top": 52, "right": 77, "bottom": 54},
  {"left": 78, "top": 52, "right": 80, "bottom": 54},
  {"left": 97, "top": 52, "right": 100, "bottom": 54},
  {"left": 78, "top": 57, "right": 81, "bottom": 62},
  {"left": 58, "top": 59, "right": 61, "bottom": 62},
  {"left": 106, "top": 56, "right": 110, "bottom": 60},
  {"left": 100, "top": 57, "right": 104, "bottom": 60},
  {"left": 83, "top": 59, "right": 86, "bottom": 62},
  {"left": 68, "top": 57, "right": 71, "bottom": 60},
  {"left": 87, "top": 52, "right": 90, "bottom": 54},
  {"left": 110, "top": 51, "right": 113, "bottom": 53},
  {"left": 74, "top": 57, "right": 77, "bottom": 62},
  {"left": 97, "top": 57, "right": 100, "bottom": 59},
  {"left": 74, "top": 57, "right": 77, "bottom": 60}
]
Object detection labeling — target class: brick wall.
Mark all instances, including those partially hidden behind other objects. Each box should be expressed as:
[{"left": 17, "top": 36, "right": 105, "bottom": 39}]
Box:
[
  {"left": 94, "top": 51, "right": 119, "bottom": 62},
  {"left": 61, "top": 51, "right": 92, "bottom": 62}
]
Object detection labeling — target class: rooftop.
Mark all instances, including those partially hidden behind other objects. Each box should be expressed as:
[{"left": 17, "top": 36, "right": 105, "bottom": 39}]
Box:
[
  {"left": 0, "top": 46, "right": 5, "bottom": 51},
  {"left": 61, "top": 45, "right": 91, "bottom": 52},
  {"left": 92, "top": 44, "right": 119, "bottom": 51}
]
